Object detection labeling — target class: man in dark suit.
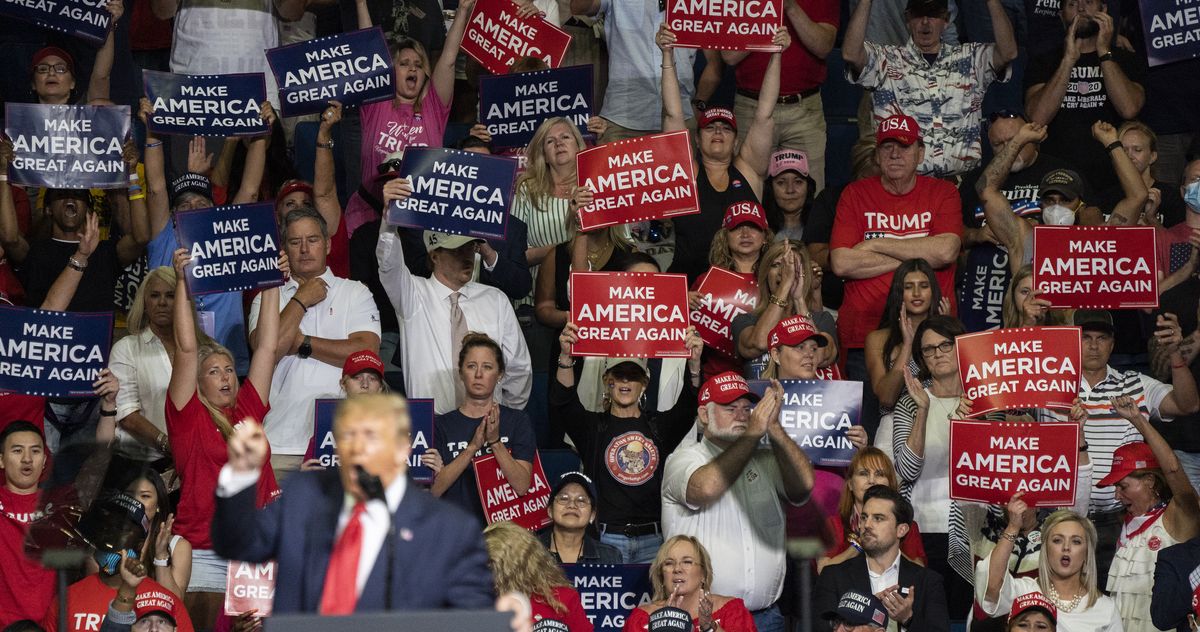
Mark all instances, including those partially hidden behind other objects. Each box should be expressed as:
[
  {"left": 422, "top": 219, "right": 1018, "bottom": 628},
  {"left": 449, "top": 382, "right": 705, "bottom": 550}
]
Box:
[
  {"left": 814, "top": 485, "right": 949, "bottom": 632},
  {"left": 1151, "top": 535, "right": 1200, "bottom": 632},
  {"left": 211, "top": 394, "right": 494, "bottom": 613}
]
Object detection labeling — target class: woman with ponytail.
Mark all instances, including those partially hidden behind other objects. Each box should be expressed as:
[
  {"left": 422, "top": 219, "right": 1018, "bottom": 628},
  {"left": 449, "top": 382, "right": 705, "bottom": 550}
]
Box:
[{"left": 165, "top": 247, "right": 282, "bottom": 628}]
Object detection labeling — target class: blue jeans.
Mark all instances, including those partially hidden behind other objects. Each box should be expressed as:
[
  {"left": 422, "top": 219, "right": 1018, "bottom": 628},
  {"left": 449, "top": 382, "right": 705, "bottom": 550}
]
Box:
[
  {"left": 751, "top": 604, "right": 785, "bottom": 632},
  {"left": 599, "top": 531, "right": 662, "bottom": 565}
]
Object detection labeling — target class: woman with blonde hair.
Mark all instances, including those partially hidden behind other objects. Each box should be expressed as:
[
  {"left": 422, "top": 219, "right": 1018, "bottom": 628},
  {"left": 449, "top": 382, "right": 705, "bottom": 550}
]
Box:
[
  {"left": 622, "top": 535, "right": 755, "bottom": 632},
  {"left": 108, "top": 266, "right": 209, "bottom": 460},
  {"left": 979, "top": 509, "right": 1120, "bottom": 631},
  {"left": 484, "top": 521, "right": 593, "bottom": 631},
  {"left": 165, "top": 248, "right": 282, "bottom": 628}
]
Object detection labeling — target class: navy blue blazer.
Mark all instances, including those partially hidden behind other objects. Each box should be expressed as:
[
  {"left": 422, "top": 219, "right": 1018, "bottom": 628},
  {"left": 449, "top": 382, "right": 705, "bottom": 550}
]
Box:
[
  {"left": 814, "top": 555, "right": 949, "bottom": 632},
  {"left": 211, "top": 470, "right": 494, "bottom": 613},
  {"left": 1151, "top": 537, "right": 1200, "bottom": 632}
]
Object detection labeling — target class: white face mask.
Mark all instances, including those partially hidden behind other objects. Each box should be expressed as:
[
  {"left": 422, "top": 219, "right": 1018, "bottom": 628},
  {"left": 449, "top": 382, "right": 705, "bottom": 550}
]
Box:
[{"left": 1041, "top": 204, "right": 1076, "bottom": 226}]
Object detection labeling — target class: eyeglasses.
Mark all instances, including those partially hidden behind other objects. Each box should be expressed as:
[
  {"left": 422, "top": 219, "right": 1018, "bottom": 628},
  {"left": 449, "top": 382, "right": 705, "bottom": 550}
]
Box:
[
  {"left": 554, "top": 493, "right": 591, "bottom": 507},
  {"left": 34, "top": 63, "right": 70, "bottom": 75},
  {"left": 988, "top": 109, "right": 1024, "bottom": 123},
  {"left": 919, "top": 340, "right": 955, "bottom": 357}
]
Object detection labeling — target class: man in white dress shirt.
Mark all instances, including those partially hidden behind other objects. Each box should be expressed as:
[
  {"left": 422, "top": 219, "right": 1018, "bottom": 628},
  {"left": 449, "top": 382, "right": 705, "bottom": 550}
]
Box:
[
  {"left": 375, "top": 209, "right": 531, "bottom": 415},
  {"left": 249, "top": 207, "right": 381, "bottom": 478}
]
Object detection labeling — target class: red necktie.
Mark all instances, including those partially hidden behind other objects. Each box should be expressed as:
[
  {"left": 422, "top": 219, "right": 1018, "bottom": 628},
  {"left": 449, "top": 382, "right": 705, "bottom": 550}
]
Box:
[{"left": 319, "top": 502, "right": 367, "bottom": 615}]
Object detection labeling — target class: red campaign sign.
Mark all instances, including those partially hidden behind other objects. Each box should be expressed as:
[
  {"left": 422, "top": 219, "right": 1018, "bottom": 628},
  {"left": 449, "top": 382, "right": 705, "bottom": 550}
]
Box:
[
  {"left": 575, "top": 130, "right": 699, "bottom": 232},
  {"left": 1032, "top": 225, "right": 1158, "bottom": 309},
  {"left": 461, "top": 0, "right": 571, "bottom": 75},
  {"left": 666, "top": 0, "right": 784, "bottom": 51},
  {"left": 224, "top": 560, "right": 276, "bottom": 616},
  {"left": 474, "top": 451, "right": 552, "bottom": 531},
  {"left": 570, "top": 272, "right": 690, "bottom": 358},
  {"left": 950, "top": 419, "right": 1079, "bottom": 507},
  {"left": 956, "top": 326, "right": 1081, "bottom": 415},
  {"left": 690, "top": 267, "right": 758, "bottom": 357}
]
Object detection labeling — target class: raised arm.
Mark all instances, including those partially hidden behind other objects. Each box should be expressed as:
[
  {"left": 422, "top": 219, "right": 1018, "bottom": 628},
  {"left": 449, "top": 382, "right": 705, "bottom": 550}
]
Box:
[
  {"left": 1148, "top": 314, "right": 1200, "bottom": 418},
  {"left": 656, "top": 24, "right": 686, "bottom": 133},
  {"left": 981, "top": 123, "right": 1044, "bottom": 265},
  {"left": 735, "top": 29, "right": 789, "bottom": 183},
  {"left": 1113, "top": 396, "right": 1200, "bottom": 541},
  {"left": 355, "top": 0, "right": 371, "bottom": 28},
  {"left": 1093, "top": 121, "right": 1148, "bottom": 226},
  {"left": 785, "top": 0, "right": 836, "bottom": 59},
  {"left": 139, "top": 98, "right": 171, "bottom": 238},
  {"left": 168, "top": 249, "right": 200, "bottom": 410},
  {"left": 86, "top": 0, "right": 123, "bottom": 103},
  {"left": 432, "top": 0, "right": 475, "bottom": 105},
  {"left": 313, "top": 101, "right": 344, "bottom": 236},
  {"left": 150, "top": 0, "right": 177, "bottom": 19},
  {"left": 986, "top": 0, "right": 1017, "bottom": 72},
  {"left": 984, "top": 494, "right": 1025, "bottom": 605},
  {"left": 841, "top": 0, "right": 872, "bottom": 76},
  {"left": 246, "top": 283, "right": 280, "bottom": 407},
  {"left": 116, "top": 140, "right": 151, "bottom": 266},
  {"left": 231, "top": 103, "right": 277, "bottom": 205},
  {"left": 1025, "top": 19, "right": 1081, "bottom": 125},
  {"left": 1093, "top": 12, "right": 1143, "bottom": 119},
  {"left": 0, "top": 139, "right": 30, "bottom": 263}
]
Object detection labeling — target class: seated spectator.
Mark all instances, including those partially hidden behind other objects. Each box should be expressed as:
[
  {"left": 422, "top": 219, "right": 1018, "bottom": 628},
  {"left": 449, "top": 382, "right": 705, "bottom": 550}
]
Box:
[
  {"left": 378, "top": 181, "right": 532, "bottom": 414},
  {"left": 1006, "top": 593, "right": 1058, "bottom": 632},
  {"left": 764, "top": 150, "right": 816, "bottom": 243},
  {"left": 820, "top": 589, "right": 889, "bottom": 632},
  {"left": 658, "top": 25, "right": 788, "bottom": 283},
  {"left": 817, "top": 447, "right": 927, "bottom": 573},
  {"left": 1025, "top": 0, "right": 1146, "bottom": 189},
  {"left": 1100, "top": 397, "right": 1200, "bottom": 631},
  {"left": 0, "top": 422, "right": 55, "bottom": 629},
  {"left": 484, "top": 521, "right": 593, "bottom": 632},
  {"left": 734, "top": 241, "right": 833, "bottom": 378},
  {"left": 552, "top": 323, "right": 702, "bottom": 563},
  {"left": 977, "top": 510, "right": 1120, "bottom": 631},
  {"left": 96, "top": 554, "right": 184, "bottom": 632},
  {"left": 842, "top": 0, "right": 1017, "bottom": 177},
  {"left": 815, "top": 485, "right": 949, "bottom": 631},
  {"left": 166, "top": 249, "right": 281, "bottom": 628},
  {"left": 622, "top": 535, "right": 756, "bottom": 632},
  {"left": 248, "top": 207, "right": 381, "bottom": 477},
  {"left": 430, "top": 333, "right": 535, "bottom": 524},
  {"left": 539, "top": 472, "right": 621, "bottom": 565},
  {"left": 120, "top": 467, "right": 190, "bottom": 599},
  {"left": 1150, "top": 534, "right": 1200, "bottom": 630}
]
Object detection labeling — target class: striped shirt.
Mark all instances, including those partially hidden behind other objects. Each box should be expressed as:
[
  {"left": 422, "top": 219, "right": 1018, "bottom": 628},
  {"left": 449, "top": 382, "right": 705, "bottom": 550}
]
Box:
[
  {"left": 510, "top": 188, "right": 573, "bottom": 307},
  {"left": 1052, "top": 367, "right": 1174, "bottom": 513}
]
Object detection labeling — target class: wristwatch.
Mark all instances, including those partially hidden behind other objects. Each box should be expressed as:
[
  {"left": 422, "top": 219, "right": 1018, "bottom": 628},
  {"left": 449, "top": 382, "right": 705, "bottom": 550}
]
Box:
[
  {"left": 1098, "top": 51, "right": 1115, "bottom": 63},
  {"left": 298, "top": 335, "right": 313, "bottom": 359}
]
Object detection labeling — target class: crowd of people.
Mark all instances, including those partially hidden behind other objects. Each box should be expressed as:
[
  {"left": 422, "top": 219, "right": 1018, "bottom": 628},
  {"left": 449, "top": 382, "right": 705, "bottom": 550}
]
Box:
[{"left": 2, "top": 0, "right": 1200, "bottom": 630}]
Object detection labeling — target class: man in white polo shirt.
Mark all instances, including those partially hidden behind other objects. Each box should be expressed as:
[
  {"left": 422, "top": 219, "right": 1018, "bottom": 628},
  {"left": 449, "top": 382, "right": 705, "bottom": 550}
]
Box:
[{"left": 249, "top": 207, "right": 380, "bottom": 478}]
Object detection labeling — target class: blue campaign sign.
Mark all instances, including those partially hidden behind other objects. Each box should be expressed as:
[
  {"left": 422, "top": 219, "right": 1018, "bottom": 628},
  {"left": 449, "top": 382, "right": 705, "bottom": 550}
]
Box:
[
  {"left": 267, "top": 27, "right": 393, "bottom": 117},
  {"left": 312, "top": 398, "right": 435, "bottom": 482},
  {"left": 957, "top": 243, "right": 1009, "bottom": 333},
  {"left": 174, "top": 202, "right": 283, "bottom": 296},
  {"left": 0, "top": 307, "right": 112, "bottom": 397},
  {"left": 563, "top": 564, "right": 652, "bottom": 632},
  {"left": 478, "top": 65, "right": 593, "bottom": 149},
  {"left": 386, "top": 147, "right": 516, "bottom": 240},
  {"left": 144, "top": 71, "right": 269, "bottom": 137},
  {"left": 1140, "top": 0, "right": 1200, "bottom": 66},
  {"left": 749, "top": 379, "right": 862, "bottom": 466},
  {"left": 0, "top": 0, "right": 111, "bottom": 45},
  {"left": 5, "top": 103, "right": 129, "bottom": 189}
]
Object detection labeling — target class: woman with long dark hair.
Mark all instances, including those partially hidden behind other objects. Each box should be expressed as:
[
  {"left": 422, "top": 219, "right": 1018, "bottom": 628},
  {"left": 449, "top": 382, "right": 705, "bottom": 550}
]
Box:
[
  {"left": 122, "top": 467, "right": 190, "bottom": 598},
  {"left": 864, "top": 259, "right": 946, "bottom": 411}
]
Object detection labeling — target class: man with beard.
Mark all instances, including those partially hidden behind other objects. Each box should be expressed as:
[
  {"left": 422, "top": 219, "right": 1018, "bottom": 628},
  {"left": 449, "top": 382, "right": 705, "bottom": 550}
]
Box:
[
  {"left": 1025, "top": 0, "right": 1146, "bottom": 190},
  {"left": 815, "top": 485, "right": 949, "bottom": 632}
]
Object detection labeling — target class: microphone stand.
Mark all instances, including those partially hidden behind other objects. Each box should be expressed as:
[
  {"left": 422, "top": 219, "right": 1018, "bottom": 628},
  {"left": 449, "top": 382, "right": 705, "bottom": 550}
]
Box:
[{"left": 354, "top": 466, "right": 396, "bottom": 611}]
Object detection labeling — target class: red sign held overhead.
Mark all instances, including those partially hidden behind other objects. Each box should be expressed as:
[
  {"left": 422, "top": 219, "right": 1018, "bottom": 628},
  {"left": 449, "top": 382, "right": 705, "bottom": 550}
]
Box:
[
  {"left": 956, "top": 326, "right": 1081, "bottom": 415},
  {"left": 575, "top": 130, "right": 699, "bottom": 232},
  {"left": 570, "top": 272, "right": 690, "bottom": 358},
  {"left": 474, "top": 451, "right": 552, "bottom": 531},
  {"left": 460, "top": 0, "right": 572, "bottom": 75},
  {"left": 665, "top": 0, "right": 783, "bottom": 51},
  {"left": 690, "top": 267, "right": 757, "bottom": 357},
  {"left": 1032, "top": 225, "right": 1158, "bottom": 309},
  {"left": 950, "top": 419, "right": 1079, "bottom": 507},
  {"left": 224, "top": 560, "right": 276, "bottom": 616}
]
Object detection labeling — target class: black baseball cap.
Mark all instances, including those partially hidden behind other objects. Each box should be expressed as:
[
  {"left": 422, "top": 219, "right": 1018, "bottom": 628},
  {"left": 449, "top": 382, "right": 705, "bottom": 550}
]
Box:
[
  {"left": 1073, "top": 309, "right": 1114, "bottom": 335},
  {"left": 550, "top": 471, "right": 598, "bottom": 504},
  {"left": 170, "top": 172, "right": 213, "bottom": 207},
  {"left": 906, "top": 0, "right": 949, "bottom": 18}
]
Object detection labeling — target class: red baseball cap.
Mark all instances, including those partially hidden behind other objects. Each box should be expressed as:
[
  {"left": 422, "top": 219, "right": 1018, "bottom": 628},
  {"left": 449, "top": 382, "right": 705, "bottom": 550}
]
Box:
[
  {"left": 876, "top": 114, "right": 921, "bottom": 146},
  {"left": 276, "top": 179, "right": 314, "bottom": 208},
  {"left": 1009, "top": 592, "right": 1056, "bottom": 624},
  {"left": 699, "top": 372, "right": 760, "bottom": 405},
  {"left": 698, "top": 107, "right": 737, "bottom": 132},
  {"left": 134, "top": 590, "right": 179, "bottom": 625},
  {"left": 1097, "top": 441, "right": 1160, "bottom": 487},
  {"left": 769, "top": 315, "right": 828, "bottom": 350},
  {"left": 342, "top": 350, "right": 385, "bottom": 378},
  {"left": 31, "top": 47, "right": 75, "bottom": 75},
  {"left": 722, "top": 201, "right": 768, "bottom": 231}
]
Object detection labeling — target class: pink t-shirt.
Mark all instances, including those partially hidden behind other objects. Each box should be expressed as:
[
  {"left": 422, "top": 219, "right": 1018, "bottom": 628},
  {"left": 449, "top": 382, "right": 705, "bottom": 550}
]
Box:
[{"left": 345, "top": 88, "right": 452, "bottom": 235}]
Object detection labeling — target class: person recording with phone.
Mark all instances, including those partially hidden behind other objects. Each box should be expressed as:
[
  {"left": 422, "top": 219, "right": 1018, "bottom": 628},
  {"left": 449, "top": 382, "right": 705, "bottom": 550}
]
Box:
[{"left": 210, "top": 394, "right": 493, "bottom": 613}]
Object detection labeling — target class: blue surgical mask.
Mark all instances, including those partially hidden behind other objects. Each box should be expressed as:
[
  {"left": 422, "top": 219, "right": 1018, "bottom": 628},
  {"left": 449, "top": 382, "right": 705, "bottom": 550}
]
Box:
[
  {"left": 94, "top": 548, "right": 138, "bottom": 575},
  {"left": 1185, "top": 180, "right": 1200, "bottom": 214}
]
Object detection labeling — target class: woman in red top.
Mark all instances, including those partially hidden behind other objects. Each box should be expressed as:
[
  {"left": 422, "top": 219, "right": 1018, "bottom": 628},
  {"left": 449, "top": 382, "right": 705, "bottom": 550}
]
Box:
[
  {"left": 166, "top": 247, "right": 282, "bottom": 629},
  {"left": 485, "top": 521, "right": 593, "bottom": 632},
  {"left": 816, "top": 447, "right": 927, "bottom": 573},
  {"left": 624, "top": 535, "right": 755, "bottom": 632}
]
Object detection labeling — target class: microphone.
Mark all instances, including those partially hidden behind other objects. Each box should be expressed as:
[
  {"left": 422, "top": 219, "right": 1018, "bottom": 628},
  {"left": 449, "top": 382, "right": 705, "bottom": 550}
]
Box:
[
  {"left": 354, "top": 465, "right": 386, "bottom": 502},
  {"left": 352, "top": 465, "right": 395, "bottom": 611}
]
